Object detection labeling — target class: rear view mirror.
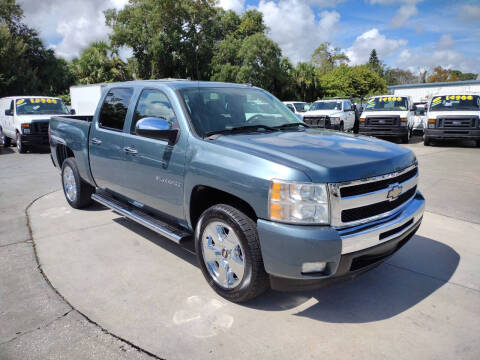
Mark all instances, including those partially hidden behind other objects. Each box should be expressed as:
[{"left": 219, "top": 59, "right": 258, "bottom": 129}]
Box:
[
  {"left": 70, "top": 109, "right": 76, "bottom": 115},
  {"left": 5, "top": 109, "right": 12, "bottom": 116},
  {"left": 135, "top": 117, "right": 178, "bottom": 145}
]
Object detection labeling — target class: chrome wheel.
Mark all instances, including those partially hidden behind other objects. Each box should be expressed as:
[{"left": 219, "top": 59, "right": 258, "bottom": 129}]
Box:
[
  {"left": 63, "top": 166, "right": 77, "bottom": 202},
  {"left": 16, "top": 134, "right": 22, "bottom": 152},
  {"left": 201, "top": 221, "right": 245, "bottom": 289}
]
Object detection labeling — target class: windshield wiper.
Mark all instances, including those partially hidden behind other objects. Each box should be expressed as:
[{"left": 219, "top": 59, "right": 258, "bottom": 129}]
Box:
[
  {"left": 205, "top": 124, "right": 279, "bottom": 138},
  {"left": 275, "top": 122, "right": 310, "bottom": 129}
]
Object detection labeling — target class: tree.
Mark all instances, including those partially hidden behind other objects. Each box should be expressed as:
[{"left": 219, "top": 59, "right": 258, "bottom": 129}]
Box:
[
  {"left": 0, "top": 0, "right": 73, "bottom": 97},
  {"left": 71, "top": 41, "right": 130, "bottom": 84},
  {"left": 367, "top": 49, "right": 383, "bottom": 76},
  {"left": 106, "top": 0, "right": 223, "bottom": 80},
  {"left": 311, "top": 42, "right": 349, "bottom": 75},
  {"left": 291, "top": 62, "right": 321, "bottom": 102},
  {"left": 384, "top": 68, "right": 419, "bottom": 85},
  {"left": 320, "top": 64, "right": 386, "bottom": 98}
]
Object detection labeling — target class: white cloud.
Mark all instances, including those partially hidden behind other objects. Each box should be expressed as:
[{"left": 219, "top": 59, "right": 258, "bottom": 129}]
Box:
[
  {"left": 18, "top": 0, "right": 128, "bottom": 59},
  {"left": 390, "top": 3, "right": 417, "bottom": 27},
  {"left": 258, "top": 0, "right": 340, "bottom": 64},
  {"left": 458, "top": 4, "right": 480, "bottom": 22},
  {"left": 217, "top": 0, "right": 245, "bottom": 13},
  {"left": 345, "top": 28, "right": 407, "bottom": 65},
  {"left": 395, "top": 35, "right": 480, "bottom": 73}
]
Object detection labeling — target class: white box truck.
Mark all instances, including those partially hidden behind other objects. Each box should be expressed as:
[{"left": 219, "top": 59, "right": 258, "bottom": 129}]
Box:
[{"left": 70, "top": 84, "right": 107, "bottom": 116}]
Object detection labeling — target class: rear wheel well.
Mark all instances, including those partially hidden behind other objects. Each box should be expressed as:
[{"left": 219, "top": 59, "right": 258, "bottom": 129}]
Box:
[
  {"left": 56, "top": 144, "right": 74, "bottom": 168},
  {"left": 190, "top": 186, "right": 257, "bottom": 229}
]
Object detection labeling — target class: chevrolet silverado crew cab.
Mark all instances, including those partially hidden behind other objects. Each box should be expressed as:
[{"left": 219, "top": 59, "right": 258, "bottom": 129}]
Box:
[
  {"left": 302, "top": 99, "right": 356, "bottom": 132},
  {"left": 359, "top": 95, "right": 414, "bottom": 143},
  {"left": 0, "top": 96, "right": 70, "bottom": 153},
  {"left": 49, "top": 80, "right": 425, "bottom": 302},
  {"left": 423, "top": 94, "right": 480, "bottom": 147}
]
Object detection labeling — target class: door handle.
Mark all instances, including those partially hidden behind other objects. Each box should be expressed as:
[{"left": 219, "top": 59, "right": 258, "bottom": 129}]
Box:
[
  {"left": 124, "top": 146, "right": 138, "bottom": 155},
  {"left": 91, "top": 138, "right": 102, "bottom": 145}
]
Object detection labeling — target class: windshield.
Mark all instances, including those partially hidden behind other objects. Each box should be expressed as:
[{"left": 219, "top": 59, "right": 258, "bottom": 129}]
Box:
[
  {"left": 309, "top": 101, "right": 342, "bottom": 111},
  {"left": 414, "top": 102, "right": 426, "bottom": 116},
  {"left": 293, "top": 103, "right": 309, "bottom": 112},
  {"left": 16, "top": 98, "right": 69, "bottom": 115},
  {"left": 365, "top": 96, "right": 408, "bottom": 111},
  {"left": 430, "top": 95, "right": 480, "bottom": 111},
  {"left": 179, "top": 87, "right": 302, "bottom": 137}
]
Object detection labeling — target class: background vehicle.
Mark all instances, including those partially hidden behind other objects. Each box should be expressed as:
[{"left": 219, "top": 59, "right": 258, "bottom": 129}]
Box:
[
  {"left": 283, "top": 101, "right": 309, "bottom": 119},
  {"left": 302, "top": 99, "right": 356, "bottom": 131},
  {"left": 359, "top": 95, "right": 414, "bottom": 143},
  {"left": 70, "top": 84, "right": 107, "bottom": 116},
  {"left": 424, "top": 94, "right": 480, "bottom": 146},
  {"left": 0, "top": 96, "right": 69, "bottom": 153},
  {"left": 411, "top": 102, "right": 427, "bottom": 135},
  {"left": 49, "top": 80, "right": 424, "bottom": 303}
]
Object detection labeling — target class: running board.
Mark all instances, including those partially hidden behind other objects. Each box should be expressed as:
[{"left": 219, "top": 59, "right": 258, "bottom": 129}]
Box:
[{"left": 91, "top": 191, "right": 191, "bottom": 244}]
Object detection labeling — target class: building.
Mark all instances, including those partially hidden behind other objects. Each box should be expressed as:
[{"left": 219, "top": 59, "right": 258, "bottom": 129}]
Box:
[{"left": 388, "top": 80, "right": 480, "bottom": 103}]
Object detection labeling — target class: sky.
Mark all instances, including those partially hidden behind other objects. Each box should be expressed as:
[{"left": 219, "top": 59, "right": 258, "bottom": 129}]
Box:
[{"left": 17, "top": 0, "right": 480, "bottom": 74}]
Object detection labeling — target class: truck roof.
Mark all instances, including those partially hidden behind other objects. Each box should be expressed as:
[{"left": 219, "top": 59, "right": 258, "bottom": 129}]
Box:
[{"left": 98, "top": 80, "right": 255, "bottom": 90}]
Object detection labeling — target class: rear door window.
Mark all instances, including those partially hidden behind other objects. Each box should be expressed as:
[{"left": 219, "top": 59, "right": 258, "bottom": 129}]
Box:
[{"left": 98, "top": 88, "right": 134, "bottom": 131}]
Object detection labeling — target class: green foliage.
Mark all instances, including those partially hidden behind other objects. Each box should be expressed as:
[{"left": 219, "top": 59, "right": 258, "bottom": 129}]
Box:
[
  {"left": 291, "top": 62, "right": 321, "bottom": 102},
  {"left": 0, "top": 0, "right": 73, "bottom": 97},
  {"left": 71, "top": 41, "right": 130, "bottom": 84},
  {"left": 367, "top": 49, "right": 384, "bottom": 76},
  {"left": 320, "top": 64, "right": 386, "bottom": 98}
]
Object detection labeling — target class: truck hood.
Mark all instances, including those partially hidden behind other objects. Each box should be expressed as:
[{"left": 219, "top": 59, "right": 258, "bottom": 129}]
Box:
[
  {"left": 428, "top": 110, "right": 480, "bottom": 118},
  {"left": 361, "top": 110, "right": 409, "bottom": 118},
  {"left": 214, "top": 129, "right": 416, "bottom": 183},
  {"left": 303, "top": 110, "right": 343, "bottom": 117},
  {"left": 16, "top": 114, "right": 58, "bottom": 123}
]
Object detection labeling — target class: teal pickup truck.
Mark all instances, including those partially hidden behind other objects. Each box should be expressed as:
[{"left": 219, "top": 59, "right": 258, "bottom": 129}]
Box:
[{"left": 49, "top": 80, "right": 425, "bottom": 302}]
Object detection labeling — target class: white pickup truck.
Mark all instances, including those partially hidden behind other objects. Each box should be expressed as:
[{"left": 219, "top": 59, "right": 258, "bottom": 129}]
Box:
[
  {"left": 0, "top": 96, "right": 70, "bottom": 153},
  {"left": 424, "top": 94, "right": 480, "bottom": 146},
  {"left": 301, "top": 99, "right": 356, "bottom": 132}
]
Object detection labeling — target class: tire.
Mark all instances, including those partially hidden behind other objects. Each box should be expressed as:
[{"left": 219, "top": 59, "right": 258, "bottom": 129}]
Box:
[
  {"left": 476, "top": 140, "right": 480, "bottom": 148},
  {"left": 1, "top": 129, "right": 11, "bottom": 147},
  {"left": 61, "top": 158, "right": 94, "bottom": 209},
  {"left": 195, "top": 204, "right": 269, "bottom": 303},
  {"left": 16, "top": 132, "right": 28, "bottom": 153},
  {"left": 402, "top": 130, "right": 410, "bottom": 144},
  {"left": 339, "top": 122, "right": 344, "bottom": 132},
  {"left": 424, "top": 136, "right": 431, "bottom": 146}
]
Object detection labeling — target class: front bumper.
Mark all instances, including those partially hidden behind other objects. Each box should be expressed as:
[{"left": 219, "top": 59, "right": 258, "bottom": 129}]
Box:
[
  {"left": 257, "top": 191, "right": 425, "bottom": 291},
  {"left": 424, "top": 128, "right": 480, "bottom": 140},
  {"left": 359, "top": 126, "right": 408, "bottom": 137},
  {"left": 19, "top": 134, "right": 49, "bottom": 145}
]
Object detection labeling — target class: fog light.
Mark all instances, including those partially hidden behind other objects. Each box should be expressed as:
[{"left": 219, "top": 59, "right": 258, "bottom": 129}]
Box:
[{"left": 302, "top": 262, "right": 327, "bottom": 274}]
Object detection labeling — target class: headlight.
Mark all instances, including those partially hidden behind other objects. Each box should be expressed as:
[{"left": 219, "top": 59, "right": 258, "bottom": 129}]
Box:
[
  {"left": 428, "top": 118, "right": 435, "bottom": 128},
  {"left": 21, "top": 123, "right": 30, "bottom": 134},
  {"left": 330, "top": 117, "right": 340, "bottom": 124},
  {"left": 360, "top": 117, "right": 366, "bottom": 126},
  {"left": 400, "top": 118, "right": 407, "bottom": 127},
  {"left": 269, "top": 180, "right": 329, "bottom": 224}
]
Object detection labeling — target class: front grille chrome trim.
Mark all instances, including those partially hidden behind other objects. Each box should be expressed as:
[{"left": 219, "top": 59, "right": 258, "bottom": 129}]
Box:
[{"left": 329, "top": 164, "right": 418, "bottom": 228}]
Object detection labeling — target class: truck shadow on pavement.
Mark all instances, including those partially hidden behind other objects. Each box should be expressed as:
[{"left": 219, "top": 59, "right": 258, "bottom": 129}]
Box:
[
  {"left": 109, "top": 217, "right": 460, "bottom": 324},
  {"left": 248, "top": 235, "right": 460, "bottom": 323}
]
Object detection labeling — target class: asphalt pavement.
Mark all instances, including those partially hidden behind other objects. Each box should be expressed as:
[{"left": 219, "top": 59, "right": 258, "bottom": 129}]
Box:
[{"left": 1, "top": 137, "right": 479, "bottom": 359}]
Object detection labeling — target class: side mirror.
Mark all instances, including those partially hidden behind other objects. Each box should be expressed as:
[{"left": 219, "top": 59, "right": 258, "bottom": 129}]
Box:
[
  {"left": 70, "top": 109, "right": 76, "bottom": 115},
  {"left": 5, "top": 109, "right": 12, "bottom": 116},
  {"left": 410, "top": 106, "right": 416, "bottom": 112},
  {"left": 135, "top": 117, "right": 178, "bottom": 145}
]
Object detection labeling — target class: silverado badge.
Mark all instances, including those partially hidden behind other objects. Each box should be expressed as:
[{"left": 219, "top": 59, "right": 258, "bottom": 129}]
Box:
[{"left": 387, "top": 185, "right": 403, "bottom": 201}]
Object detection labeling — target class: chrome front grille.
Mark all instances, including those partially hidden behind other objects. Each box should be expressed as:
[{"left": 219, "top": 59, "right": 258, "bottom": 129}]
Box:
[{"left": 329, "top": 165, "right": 418, "bottom": 227}]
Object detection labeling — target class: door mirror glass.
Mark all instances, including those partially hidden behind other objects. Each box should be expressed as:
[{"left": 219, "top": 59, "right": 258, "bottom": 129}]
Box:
[
  {"left": 5, "top": 109, "right": 12, "bottom": 116},
  {"left": 135, "top": 117, "right": 178, "bottom": 145}
]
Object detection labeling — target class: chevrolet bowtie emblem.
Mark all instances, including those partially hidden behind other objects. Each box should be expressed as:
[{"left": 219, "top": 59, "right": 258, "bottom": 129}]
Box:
[{"left": 387, "top": 184, "right": 403, "bottom": 201}]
